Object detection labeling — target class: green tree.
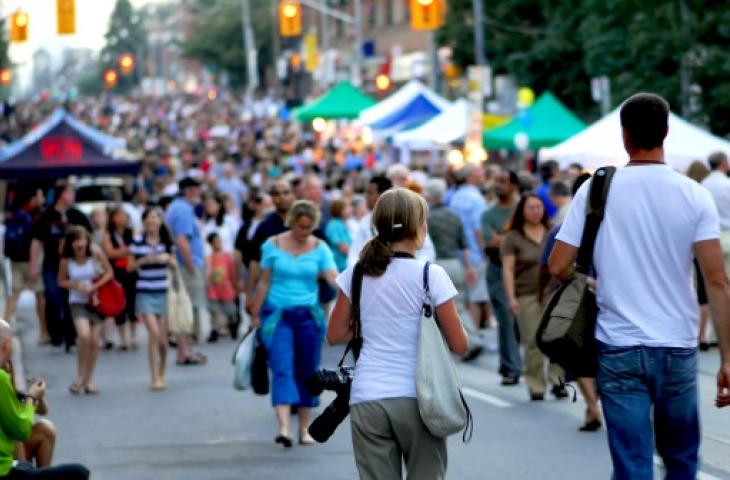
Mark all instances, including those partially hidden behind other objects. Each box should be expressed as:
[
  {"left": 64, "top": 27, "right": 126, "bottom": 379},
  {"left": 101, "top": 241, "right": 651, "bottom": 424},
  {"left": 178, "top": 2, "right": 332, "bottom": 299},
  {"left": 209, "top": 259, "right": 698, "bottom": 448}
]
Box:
[
  {"left": 182, "top": 0, "right": 273, "bottom": 88},
  {"left": 438, "top": 0, "right": 595, "bottom": 118},
  {"left": 438, "top": 0, "right": 730, "bottom": 136},
  {"left": 0, "top": 18, "right": 9, "bottom": 68},
  {"left": 99, "top": 0, "right": 148, "bottom": 92}
]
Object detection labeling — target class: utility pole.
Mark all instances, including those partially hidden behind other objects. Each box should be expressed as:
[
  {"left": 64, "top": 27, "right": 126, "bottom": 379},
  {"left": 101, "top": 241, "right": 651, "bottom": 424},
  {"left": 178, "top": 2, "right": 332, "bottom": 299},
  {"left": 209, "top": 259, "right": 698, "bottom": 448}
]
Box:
[
  {"left": 473, "top": 0, "right": 487, "bottom": 67},
  {"left": 679, "top": 0, "right": 691, "bottom": 118},
  {"left": 353, "top": 0, "right": 363, "bottom": 86},
  {"left": 241, "top": 0, "right": 258, "bottom": 100},
  {"left": 320, "top": 0, "right": 330, "bottom": 86},
  {"left": 271, "top": 1, "right": 281, "bottom": 89},
  {"left": 428, "top": 32, "right": 438, "bottom": 90}
]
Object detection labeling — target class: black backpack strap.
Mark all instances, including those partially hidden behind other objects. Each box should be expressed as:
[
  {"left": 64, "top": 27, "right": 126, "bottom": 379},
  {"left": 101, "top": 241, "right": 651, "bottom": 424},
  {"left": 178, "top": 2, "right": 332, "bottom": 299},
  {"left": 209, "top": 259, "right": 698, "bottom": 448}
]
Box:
[
  {"left": 575, "top": 166, "right": 616, "bottom": 274},
  {"left": 338, "top": 262, "right": 364, "bottom": 366},
  {"left": 422, "top": 261, "right": 433, "bottom": 318}
]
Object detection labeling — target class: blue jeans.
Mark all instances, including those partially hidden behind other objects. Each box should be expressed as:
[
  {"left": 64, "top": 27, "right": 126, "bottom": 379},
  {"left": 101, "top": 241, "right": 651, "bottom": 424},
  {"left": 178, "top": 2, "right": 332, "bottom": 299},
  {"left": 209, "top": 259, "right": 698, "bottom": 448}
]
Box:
[
  {"left": 266, "top": 305, "right": 325, "bottom": 407},
  {"left": 596, "top": 342, "right": 699, "bottom": 480},
  {"left": 487, "top": 263, "right": 522, "bottom": 377}
]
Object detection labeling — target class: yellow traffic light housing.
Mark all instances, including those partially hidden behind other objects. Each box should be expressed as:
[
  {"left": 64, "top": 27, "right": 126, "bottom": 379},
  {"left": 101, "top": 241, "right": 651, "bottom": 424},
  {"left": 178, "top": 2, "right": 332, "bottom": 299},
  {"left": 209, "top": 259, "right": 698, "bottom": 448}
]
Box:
[
  {"left": 410, "top": 0, "right": 444, "bottom": 31},
  {"left": 10, "top": 11, "right": 29, "bottom": 43},
  {"left": 279, "top": 1, "right": 302, "bottom": 37},
  {"left": 57, "top": 0, "right": 76, "bottom": 35}
]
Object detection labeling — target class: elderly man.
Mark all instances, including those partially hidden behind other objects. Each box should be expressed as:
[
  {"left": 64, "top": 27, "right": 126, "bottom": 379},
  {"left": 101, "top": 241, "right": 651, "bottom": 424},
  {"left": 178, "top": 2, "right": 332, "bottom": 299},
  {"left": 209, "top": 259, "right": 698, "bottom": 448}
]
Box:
[
  {"left": 0, "top": 320, "right": 89, "bottom": 479},
  {"left": 166, "top": 177, "right": 207, "bottom": 365},
  {"left": 425, "top": 178, "right": 483, "bottom": 361},
  {"left": 450, "top": 163, "right": 491, "bottom": 329}
]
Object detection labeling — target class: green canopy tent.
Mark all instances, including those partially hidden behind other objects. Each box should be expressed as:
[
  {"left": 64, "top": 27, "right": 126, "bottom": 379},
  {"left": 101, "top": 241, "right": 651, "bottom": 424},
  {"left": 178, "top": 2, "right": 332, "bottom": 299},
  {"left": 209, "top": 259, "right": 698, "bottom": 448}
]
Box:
[
  {"left": 294, "top": 81, "right": 376, "bottom": 122},
  {"left": 483, "top": 92, "right": 586, "bottom": 150}
]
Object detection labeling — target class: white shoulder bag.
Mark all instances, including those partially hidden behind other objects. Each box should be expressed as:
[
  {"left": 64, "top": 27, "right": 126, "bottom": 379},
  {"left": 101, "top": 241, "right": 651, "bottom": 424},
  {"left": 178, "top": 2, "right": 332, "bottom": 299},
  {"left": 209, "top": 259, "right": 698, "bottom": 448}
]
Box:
[{"left": 416, "top": 261, "right": 473, "bottom": 441}]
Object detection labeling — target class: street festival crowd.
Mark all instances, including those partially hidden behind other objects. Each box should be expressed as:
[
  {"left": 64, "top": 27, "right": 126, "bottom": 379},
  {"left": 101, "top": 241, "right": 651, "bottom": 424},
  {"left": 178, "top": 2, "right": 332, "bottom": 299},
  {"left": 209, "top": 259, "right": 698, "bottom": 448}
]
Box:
[{"left": 0, "top": 91, "right": 728, "bottom": 479}]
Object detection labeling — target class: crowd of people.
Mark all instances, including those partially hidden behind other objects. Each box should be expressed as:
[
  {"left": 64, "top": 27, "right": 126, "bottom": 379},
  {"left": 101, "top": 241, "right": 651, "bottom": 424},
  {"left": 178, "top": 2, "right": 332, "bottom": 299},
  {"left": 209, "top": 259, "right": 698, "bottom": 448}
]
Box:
[{"left": 0, "top": 91, "right": 728, "bottom": 479}]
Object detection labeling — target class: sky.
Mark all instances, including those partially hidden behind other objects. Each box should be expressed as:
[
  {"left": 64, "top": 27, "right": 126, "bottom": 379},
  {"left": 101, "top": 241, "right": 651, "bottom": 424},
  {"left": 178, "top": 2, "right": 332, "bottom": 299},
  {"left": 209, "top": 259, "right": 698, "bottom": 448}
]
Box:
[{"left": 2, "top": 0, "right": 167, "bottom": 91}]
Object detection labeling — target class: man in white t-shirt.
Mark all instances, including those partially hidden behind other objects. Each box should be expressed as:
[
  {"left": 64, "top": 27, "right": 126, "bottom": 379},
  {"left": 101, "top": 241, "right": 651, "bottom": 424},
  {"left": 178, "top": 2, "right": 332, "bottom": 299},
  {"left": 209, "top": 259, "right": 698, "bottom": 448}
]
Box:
[
  {"left": 702, "top": 151, "right": 730, "bottom": 274},
  {"left": 549, "top": 93, "right": 730, "bottom": 480}
]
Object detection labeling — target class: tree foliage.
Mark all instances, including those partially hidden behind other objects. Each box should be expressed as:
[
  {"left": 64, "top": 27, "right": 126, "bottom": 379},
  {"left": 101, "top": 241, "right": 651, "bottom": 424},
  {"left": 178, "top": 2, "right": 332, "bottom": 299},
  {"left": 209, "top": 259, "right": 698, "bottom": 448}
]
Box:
[
  {"left": 99, "top": 0, "right": 148, "bottom": 92},
  {"left": 182, "top": 0, "right": 274, "bottom": 88},
  {"left": 0, "top": 19, "right": 9, "bottom": 68},
  {"left": 438, "top": 0, "right": 730, "bottom": 136}
]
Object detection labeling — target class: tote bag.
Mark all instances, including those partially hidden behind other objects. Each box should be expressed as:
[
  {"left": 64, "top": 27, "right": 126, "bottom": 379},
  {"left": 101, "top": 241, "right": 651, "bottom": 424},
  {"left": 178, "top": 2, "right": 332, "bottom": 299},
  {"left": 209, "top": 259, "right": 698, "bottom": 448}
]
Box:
[
  {"left": 232, "top": 328, "right": 256, "bottom": 390},
  {"left": 167, "top": 264, "right": 195, "bottom": 335},
  {"left": 416, "top": 262, "right": 472, "bottom": 441}
]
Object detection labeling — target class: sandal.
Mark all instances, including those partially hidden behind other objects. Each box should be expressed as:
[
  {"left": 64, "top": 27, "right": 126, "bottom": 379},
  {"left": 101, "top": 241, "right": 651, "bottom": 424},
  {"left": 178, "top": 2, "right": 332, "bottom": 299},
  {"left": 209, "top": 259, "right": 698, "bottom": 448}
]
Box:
[
  {"left": 84, "top": 386, "right": 100, "bottom": 395},
  {"left": 176, "top": 354, "right": 206, "bottom": 366},
  {"left": 69, "top": 383, "right": 82, "bottom": 395},
  {"left": 299, "top": 431, "right": 316, "bottom": 445}
]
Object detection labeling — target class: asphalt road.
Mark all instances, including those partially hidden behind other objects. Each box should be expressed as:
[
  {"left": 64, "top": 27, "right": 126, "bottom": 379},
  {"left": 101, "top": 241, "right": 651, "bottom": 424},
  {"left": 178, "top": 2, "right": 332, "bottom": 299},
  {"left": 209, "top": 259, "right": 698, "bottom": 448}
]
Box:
[{"left": 11, "top": 292, "right": 730, "bottom": 480}]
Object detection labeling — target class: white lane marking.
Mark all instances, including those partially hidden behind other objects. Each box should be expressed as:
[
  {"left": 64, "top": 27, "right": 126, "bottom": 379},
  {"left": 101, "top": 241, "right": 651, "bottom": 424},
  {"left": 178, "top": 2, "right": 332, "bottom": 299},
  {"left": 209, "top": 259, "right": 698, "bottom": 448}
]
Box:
[
  {"left": 462, "top": 387, "right": 513, "bottom": 408},
  {"left": 704, "top": 432, "right": 730, "bottom": 447},
  {"left": 652, "top": 456, "right": 723, "bottom": 480}
]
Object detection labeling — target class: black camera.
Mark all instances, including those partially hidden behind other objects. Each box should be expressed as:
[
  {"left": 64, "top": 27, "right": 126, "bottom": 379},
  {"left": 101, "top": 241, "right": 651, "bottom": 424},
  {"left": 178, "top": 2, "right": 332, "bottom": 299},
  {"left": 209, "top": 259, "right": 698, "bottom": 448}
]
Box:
[{"left": 306, "top": 366, "right": 354, "bottom": 443}]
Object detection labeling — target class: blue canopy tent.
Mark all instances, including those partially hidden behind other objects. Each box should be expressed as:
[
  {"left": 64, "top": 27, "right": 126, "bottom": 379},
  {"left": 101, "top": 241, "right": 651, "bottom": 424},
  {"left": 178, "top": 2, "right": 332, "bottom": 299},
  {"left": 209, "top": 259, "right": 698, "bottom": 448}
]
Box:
[
  {"left": 369, "top": 93, "right": 443, "bottom": 132},
  {"left": 0, "top": 109, "right": 139, "bottom": 179}
]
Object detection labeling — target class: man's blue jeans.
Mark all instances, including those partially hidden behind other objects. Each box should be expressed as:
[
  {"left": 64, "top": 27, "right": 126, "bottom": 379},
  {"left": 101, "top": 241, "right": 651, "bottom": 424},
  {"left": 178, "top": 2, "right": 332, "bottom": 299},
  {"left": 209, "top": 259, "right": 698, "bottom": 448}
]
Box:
[
  {"left": 487, "top": 263, "right": 522, "bottom": 377},
  {"left": 596, "top": 342, "right": 699, "bottom": 480}
]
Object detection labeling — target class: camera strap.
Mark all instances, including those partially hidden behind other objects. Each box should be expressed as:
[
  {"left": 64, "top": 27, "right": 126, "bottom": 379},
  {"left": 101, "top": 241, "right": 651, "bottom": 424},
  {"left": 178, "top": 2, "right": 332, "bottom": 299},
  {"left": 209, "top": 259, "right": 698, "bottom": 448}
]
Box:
[{"left": 338, "top": 262, "right": 364, "bottom": 367}]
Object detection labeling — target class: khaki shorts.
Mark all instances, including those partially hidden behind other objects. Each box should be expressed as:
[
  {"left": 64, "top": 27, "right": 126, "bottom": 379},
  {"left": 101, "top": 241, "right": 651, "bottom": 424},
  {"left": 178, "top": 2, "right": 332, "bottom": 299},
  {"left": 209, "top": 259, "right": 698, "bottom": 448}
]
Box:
[
  {"left": 10, "top": 261, "right": 43, "bottom": 293},
  {"left": 70, "top": 303, "right": 104, "bottom": 325},
  {"left": 180, "top": 266, "right": 206, "bottom": 309},
  {"left": 466, "top": 261, "right": 490, "bottom": 304}
]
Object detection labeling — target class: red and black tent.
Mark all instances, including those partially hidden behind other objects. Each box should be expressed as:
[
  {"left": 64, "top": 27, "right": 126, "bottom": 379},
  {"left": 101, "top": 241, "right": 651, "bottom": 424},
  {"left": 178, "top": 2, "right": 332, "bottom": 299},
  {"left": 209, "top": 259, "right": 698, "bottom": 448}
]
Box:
[{"left": 0, "top": 109, "right": 140, "bottom": 179}]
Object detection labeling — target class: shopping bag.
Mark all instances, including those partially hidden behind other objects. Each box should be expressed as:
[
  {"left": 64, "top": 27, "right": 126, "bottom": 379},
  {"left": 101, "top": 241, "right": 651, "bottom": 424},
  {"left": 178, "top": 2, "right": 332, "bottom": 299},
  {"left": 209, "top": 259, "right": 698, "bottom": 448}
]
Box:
[
  {"left": 167, "top": 263, "right": 195, "bottom": 335},
  {"left": 232, "top": 328, "right": 256, "bottom": 390},
  {"left": 251, "top": 332, "right": 269, "bottom": 395}
]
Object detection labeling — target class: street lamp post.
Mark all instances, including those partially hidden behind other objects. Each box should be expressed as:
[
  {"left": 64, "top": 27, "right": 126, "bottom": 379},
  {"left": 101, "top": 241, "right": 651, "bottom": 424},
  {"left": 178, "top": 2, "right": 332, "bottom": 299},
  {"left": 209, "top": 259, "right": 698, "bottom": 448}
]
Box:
[
  {"left": 353, "top": 0, "right": 363, "bottom": 87},
  {"left": 473, "top": 0, "right": 487, "bottom": 67},
  {"left": 241, "top": 0, "right": 258, "bottom": 100}
]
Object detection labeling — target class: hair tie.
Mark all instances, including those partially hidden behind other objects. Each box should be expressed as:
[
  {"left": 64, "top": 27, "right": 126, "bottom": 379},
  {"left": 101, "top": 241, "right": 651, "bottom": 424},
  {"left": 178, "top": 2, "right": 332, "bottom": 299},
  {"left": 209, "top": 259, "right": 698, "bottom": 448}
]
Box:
[{"left": 393, "top": 223, "right": 403, "bottom": 229}]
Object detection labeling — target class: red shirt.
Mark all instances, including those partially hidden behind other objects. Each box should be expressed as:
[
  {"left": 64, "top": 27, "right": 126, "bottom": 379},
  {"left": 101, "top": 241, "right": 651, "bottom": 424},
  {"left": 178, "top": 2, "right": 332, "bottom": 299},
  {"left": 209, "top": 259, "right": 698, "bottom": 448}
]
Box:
[{"left": 206, "top": 252, "right": 236, "bottom": 302}]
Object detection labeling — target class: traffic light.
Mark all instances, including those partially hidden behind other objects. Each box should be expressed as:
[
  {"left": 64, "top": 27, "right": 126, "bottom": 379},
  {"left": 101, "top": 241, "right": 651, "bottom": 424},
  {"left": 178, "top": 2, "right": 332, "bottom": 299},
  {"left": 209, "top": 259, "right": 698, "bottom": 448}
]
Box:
[
  {"left": 103, "top": 69, "right": 118, "bottom": 89},
  {"left": 10, "top": 11, "right": 29, "bottom": 43},
  {"left": 410, "top": 0, "right": 444, "bottom": 31},
  {"left": 57, "top": 0, "right": 76, "bottom": 35},
  {"left": 118, "top": 53, "right": 135, "bottom": 75},
  {"left": 279, "top": 1, "right": 302, "bottom": 37},
  {"left": 0, "top": 68, "right": 12, "bottom": 87}
]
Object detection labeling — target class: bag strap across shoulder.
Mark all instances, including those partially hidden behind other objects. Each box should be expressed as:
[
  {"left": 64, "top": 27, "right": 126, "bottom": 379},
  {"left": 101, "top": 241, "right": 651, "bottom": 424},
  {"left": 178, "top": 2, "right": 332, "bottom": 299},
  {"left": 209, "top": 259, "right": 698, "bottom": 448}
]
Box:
[
  {"left": 338, "top": 262, "right": 364, "bottom": 366},
  {"left": 575, "top": 166, "right": 616, "bottom": 274},
  {"left": 422, "top": 261, "right": 433, "bottom": 318}
]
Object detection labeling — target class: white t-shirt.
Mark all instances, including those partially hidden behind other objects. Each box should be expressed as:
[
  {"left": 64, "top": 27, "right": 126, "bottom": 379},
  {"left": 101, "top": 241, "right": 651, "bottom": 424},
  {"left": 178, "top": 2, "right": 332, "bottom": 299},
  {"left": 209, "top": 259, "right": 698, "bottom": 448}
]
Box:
[
  {"left": 336, "top": 258, "right": 457, "bottom": 404},
  {"left": 702, "top": 170, "right": 730, "bottom": 231},
  {"left": 557, "top": 165, "right": 720, "bottom": 348}
]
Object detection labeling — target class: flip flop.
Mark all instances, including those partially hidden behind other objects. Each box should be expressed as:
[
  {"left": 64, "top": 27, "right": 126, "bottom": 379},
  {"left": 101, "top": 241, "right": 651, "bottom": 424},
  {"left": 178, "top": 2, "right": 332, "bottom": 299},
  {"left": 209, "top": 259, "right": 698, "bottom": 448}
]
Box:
[{"left": 69, "top": 383, "right": 82, "bottom": 395}]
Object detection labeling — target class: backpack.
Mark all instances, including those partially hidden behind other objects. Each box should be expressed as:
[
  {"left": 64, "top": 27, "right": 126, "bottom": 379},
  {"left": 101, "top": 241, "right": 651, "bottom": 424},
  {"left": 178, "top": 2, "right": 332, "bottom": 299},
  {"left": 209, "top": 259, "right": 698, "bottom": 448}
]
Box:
[
  {"left": 4, "top": 209, "right": 34, "bottom": 262},
  {"left": 536, "top": 166, "right": 616, "bottom": 377}
]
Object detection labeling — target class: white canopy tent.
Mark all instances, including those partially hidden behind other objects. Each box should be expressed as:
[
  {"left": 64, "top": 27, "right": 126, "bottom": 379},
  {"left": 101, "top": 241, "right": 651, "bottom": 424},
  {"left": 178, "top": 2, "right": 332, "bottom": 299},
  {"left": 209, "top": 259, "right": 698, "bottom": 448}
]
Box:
[
  {"left": 540, "top": 108, "right": 730, "bottom": 172},
  {"left": 393, "top": 99, "right": 468, "bottom": 150},
  {"left": 358, "top": 79, "right": 451, "bottom": 127}
]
